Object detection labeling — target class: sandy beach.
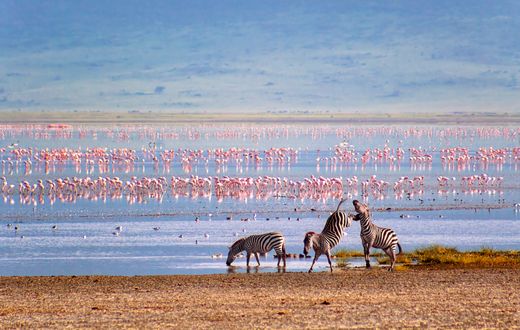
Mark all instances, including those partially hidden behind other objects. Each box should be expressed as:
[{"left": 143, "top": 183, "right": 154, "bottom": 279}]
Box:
[{"left": 1, "top": 267, "right": 518, "bottom": 329}]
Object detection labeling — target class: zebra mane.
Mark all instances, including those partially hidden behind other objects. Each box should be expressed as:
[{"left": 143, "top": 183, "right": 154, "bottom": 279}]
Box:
[{"left": 230, "top": 237, "right": 245, "bottom": 249}]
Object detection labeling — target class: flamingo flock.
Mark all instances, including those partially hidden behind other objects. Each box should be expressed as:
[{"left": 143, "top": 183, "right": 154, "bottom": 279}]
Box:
[
  {"left": 1, "top": 143, "right": 519, "bottom": 178},
  {"left": 437, "top": 174, "right": 504, "bottom": 188},
  {"left": 0, "top": 124, "right": 519, "bottom": 208},
  {"left": 0, "top": 171, "right": 512, "bottom": 207},
  {"left": 1, "top": 124, "right": 520, "bottom": 144}
]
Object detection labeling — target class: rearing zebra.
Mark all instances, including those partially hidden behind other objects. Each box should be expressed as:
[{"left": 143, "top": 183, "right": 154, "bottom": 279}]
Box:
[
  {"left": 351, "top": 199, "right": 402, "bottom": 271},
  {"left": 226, "top": 232, "right": 286, "bottom": 267},
  {"left": 303, "top": 198, "right": 352, "bottom": 272}
]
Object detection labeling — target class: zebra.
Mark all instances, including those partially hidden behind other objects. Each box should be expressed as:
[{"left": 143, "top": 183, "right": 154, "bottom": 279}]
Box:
[
  {"left": 226, "top": 232, "right": 286, "bottom": 267},
  {"left": 303, "top": 198, "right": 352, "bottom": 273},
  {"left": 351, "top": 199, "right": 402, "bottom": 271}
]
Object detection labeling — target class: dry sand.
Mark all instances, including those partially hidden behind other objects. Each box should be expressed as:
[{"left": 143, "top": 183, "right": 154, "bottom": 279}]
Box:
[{"left": 1, "top": 267, "right": 519, "bottom": 329}]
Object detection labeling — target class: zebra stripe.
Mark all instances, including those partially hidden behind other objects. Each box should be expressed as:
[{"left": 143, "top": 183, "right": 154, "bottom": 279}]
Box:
[
  {"left": 352, "top": 199, "right": 402, "bottom": 271},
  {"left": 303, "top": 198, "right": 352, "bottom": 272},
  {"left": 321, "top": 199, "right": 352, "bottom": 248},
  {"left": 226, "top": 232, "right": 286, "bottom": 267}
]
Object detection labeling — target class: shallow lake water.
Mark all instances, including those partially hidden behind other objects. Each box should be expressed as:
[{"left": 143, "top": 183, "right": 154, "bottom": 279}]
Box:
[{"left": 0, "top": 124, "right": 519, "bottom": 275}]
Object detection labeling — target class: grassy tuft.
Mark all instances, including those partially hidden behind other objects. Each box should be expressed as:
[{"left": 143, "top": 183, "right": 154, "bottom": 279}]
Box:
[
  {"left": 393, "top": 264, "right": 409, "bottom": 271},
  {"left": 333, "top": 249, "right": 366, "bottom": 258},
  {"left": 410, "top": 245, "right": 520, "bottom": 267},
  {"left": 334, "top": 245, "right": 520, "bottom": 268},
  {"left": 335, "top": 259, "right": 348, "bottom": 268},
  {"left": 377, "top": 253, "right": 414, "bottom": 265}
]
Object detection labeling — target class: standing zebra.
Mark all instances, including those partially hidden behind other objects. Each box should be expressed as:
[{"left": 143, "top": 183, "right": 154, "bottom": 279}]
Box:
[
  {"left": 226, "top": 232, "right": 286, "bottom": 268},
  {"left": 303, "top": 198, "right": 352, "bottom": 272},
  {"left": 351, "top": 199, "right": 402, "bottom": 271}
]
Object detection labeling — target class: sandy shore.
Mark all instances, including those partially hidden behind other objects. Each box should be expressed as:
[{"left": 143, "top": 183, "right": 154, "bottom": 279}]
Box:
[
  {"left": 1, "top": 111, "right": 520, "bottom": 124},
  {"left": 1, "top": 267, "right": 519, "bottom": 329}
]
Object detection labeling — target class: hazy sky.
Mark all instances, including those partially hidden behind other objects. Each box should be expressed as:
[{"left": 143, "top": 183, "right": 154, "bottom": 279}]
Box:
[{"left": 0, "top": 1, "right": 519, "bottom": 113}]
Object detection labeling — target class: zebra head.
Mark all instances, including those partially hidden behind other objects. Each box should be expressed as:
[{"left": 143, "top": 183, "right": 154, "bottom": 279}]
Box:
[
  {"left": 303, "top": 231, "right": 317, "bottom": 256},
  {"left": 226, "top": 237, "right": 245, "bottom": 266},
  {"left": 352, "top": 199, "right": 368, "bottom": 216}
]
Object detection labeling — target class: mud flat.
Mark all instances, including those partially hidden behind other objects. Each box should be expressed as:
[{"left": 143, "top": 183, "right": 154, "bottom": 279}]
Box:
[{"left": 0, "top": 267, "right": 519, "bottom": 328}]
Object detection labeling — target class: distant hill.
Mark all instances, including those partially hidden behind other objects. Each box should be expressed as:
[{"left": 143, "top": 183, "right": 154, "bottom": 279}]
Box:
[{"left": 0, "top": 1, "right": 519, "bottom": 113}]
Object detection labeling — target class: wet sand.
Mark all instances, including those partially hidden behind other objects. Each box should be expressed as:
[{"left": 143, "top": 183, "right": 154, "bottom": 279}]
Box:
[{"left": 1, "top": 267, "right": 519, "bottom": 329}]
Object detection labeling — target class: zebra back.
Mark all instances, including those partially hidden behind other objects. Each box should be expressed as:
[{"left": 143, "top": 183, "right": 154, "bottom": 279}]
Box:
[
  {"left": 243, "top": 232, "right": 285, "bottom": 254},
  {"left": 320, "top": 199, "right": 351, "bottom": 249}
]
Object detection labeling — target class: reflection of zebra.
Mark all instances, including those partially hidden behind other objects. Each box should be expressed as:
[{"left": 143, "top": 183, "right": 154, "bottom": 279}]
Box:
[
  {"left": 226, "top": 232, "right": 286, "bottom": 267},
  {"left": 303, "top": 198, "right": 352, "bottom": 272},
  {"left": 352, "top": 200, "right": 402, "bottom": 271}
]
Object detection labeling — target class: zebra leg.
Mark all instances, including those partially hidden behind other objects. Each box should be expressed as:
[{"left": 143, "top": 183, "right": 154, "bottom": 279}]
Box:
[
  {"left": 325, "top": 251, "right": 333, "bottom": 273},
  {"left": 277, "top": 244, "right": 286, "bottom": 268},
  {"left": 363, "top": 244, "right": 371, "bottom": 268},
  {"left": 282, "top": 243, "right": 287, "bottom": 268},
  {"left": 385, "top": 247, "right": 397, "bottom": 271},
  {"left": 254, "top": 252, "right": 260, "bottom": 266},
  {"left": 246, "top": 253, "right": 251, "bottom": 267},
  {"left": 308, "top": 253, "right": 320, "bottom": 273},
  {"left": 282, "top": 244, "right": 286, "bottom": 268}
]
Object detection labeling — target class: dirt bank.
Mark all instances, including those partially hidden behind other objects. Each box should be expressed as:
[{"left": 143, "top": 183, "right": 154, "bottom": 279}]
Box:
[{"left": 1, "top": 267, "right": 519, "bottom": 328}]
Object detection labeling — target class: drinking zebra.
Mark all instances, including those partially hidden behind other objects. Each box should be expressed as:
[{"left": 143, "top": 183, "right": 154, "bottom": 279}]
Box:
[
  {"left": 303, "top": 198, "right": 352, "bottom": 272},
  {"left": 351, "top": 199, "right": 402, "bottom": 271},
  {"left": 226, "top": 232, "right": 286, "bottom": 267}
]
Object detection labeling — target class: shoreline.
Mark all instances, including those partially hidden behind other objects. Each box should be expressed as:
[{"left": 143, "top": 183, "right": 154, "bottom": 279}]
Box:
[
  {"left": 1, "top": 111, "right": 520, "bottom": 125},
  {"left": 1, "top": 267, "right": 518, "bottom": 328}
]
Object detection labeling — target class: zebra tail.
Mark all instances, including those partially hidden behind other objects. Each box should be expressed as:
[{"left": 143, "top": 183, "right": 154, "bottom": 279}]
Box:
[
  {"left": 397, "top": 243, "right": 403, "bottom": 255},
  {"left": 335, "top": 198, "right": 347, "bottom": 213}
]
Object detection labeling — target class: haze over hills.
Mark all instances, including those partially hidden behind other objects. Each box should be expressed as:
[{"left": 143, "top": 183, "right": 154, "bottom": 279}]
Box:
[{"left": 0, "top": 1, "right": 519, "bottom": 113}]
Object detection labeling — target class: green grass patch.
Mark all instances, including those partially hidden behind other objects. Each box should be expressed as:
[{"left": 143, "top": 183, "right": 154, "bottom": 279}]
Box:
[
  {"left": 334, "top": 245, "right": 520, "bottom": 268},
  {"left": 410, "top": 245, "right": 520, "bottom": 267},
  {"left": 334, "top": 249, "right": 383, "bottom": 268},
  {"left": 333, "top": 249, "right": 366, "bottom": 258}
]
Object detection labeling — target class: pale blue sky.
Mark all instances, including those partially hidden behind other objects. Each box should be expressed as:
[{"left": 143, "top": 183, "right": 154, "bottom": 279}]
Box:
[{"left": 0, "top": 1, "right": 519, "bottom": 113}]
